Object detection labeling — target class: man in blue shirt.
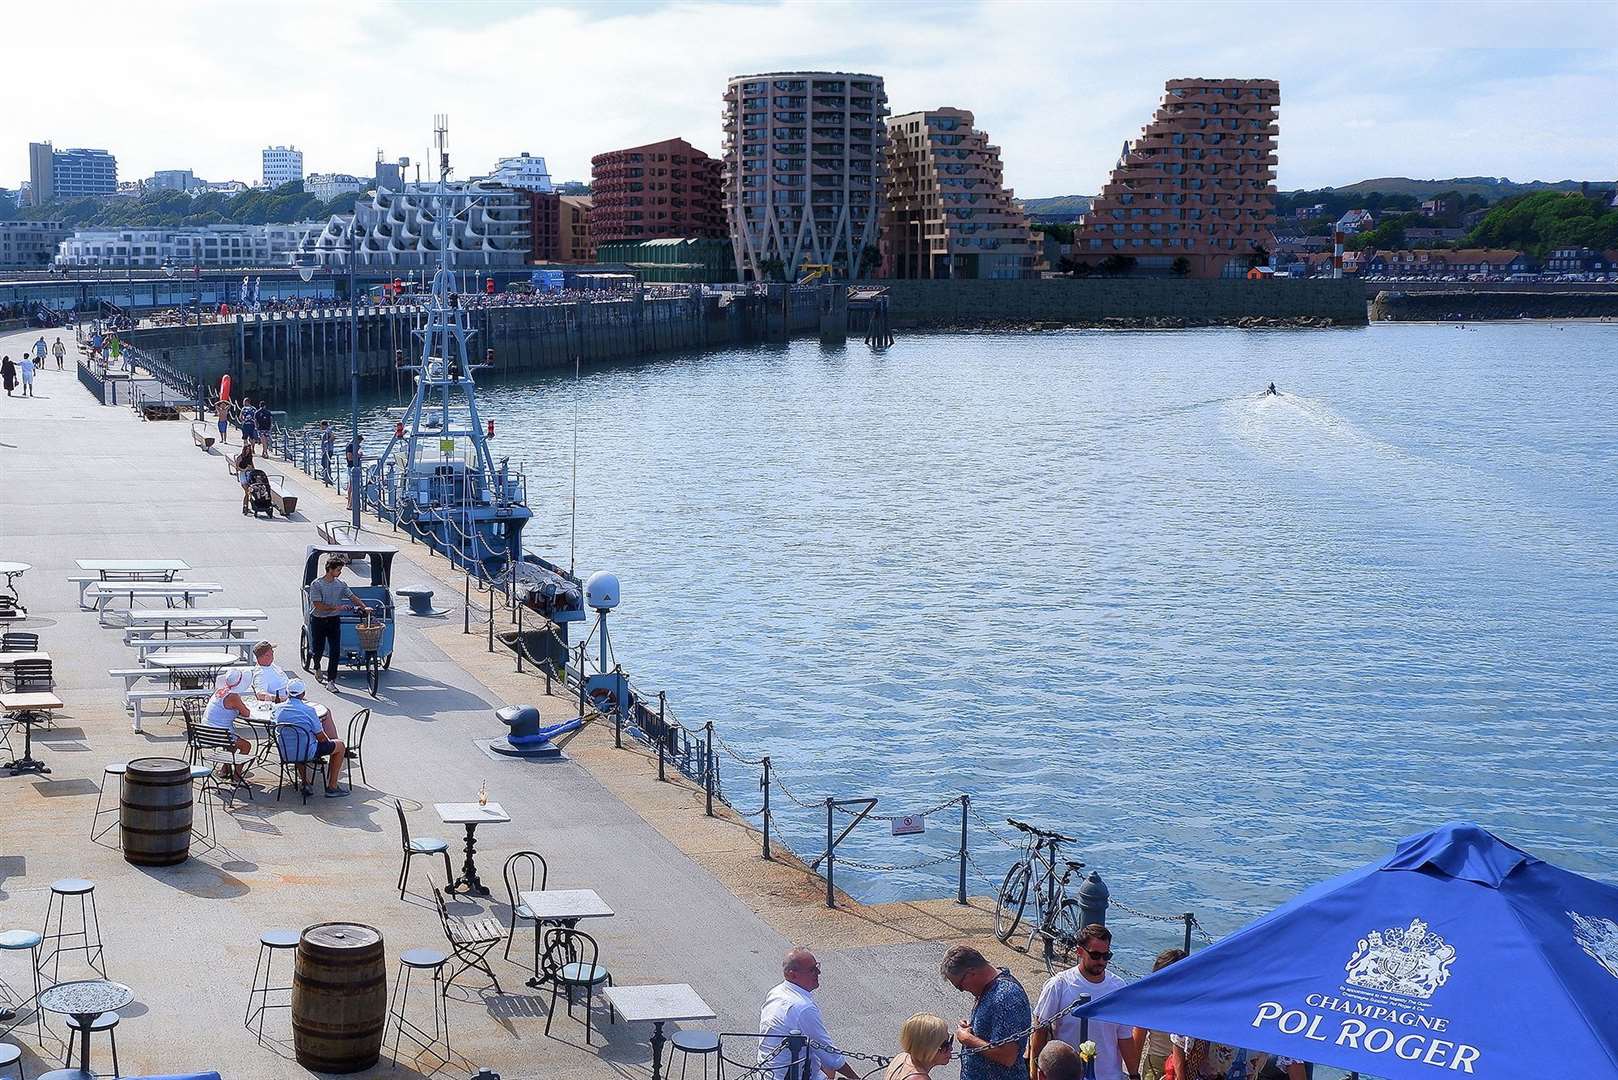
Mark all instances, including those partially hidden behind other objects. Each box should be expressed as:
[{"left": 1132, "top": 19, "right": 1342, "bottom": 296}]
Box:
[
  {"left": 273, "top": 681, "right": 348, "bottom": 797},
  {"left": 942, "top": 945, "right": 1031, "bottom": 1080}
]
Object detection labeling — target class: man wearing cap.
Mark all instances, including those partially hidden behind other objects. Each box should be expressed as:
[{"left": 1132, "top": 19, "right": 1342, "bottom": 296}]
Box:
[
  {"left": 273, "top": 680, "right": 348, "bottom": 797},
  {"left": 250, "top": 640, "right": 291, "bottom": 701}
]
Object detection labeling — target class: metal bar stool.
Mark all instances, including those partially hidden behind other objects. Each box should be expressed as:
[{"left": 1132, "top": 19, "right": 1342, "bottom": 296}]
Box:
[
  {"left": 38, "top": 880, "right": 105, "bottom": 984},
  {"left": 672, "top": 1030, "right": 723, "bottom": 1079},
  {"left": 0, "top": 1041, "right": 23, "bottom": 1079},
  {"left": 386, "top": 948, "right": 450, "bottom": 1068},
  {"left": 0, "top": 928, "right": 44, "bottom": 1042},
  {"left": 243, "top": 929, "right": 298, "bottom": 1044},
  {"left": 90, "top": 765, "right": 128, "bottom": 843},
  {"left": 63, "top": 1012, "right": 120, "bottom": 1076}
]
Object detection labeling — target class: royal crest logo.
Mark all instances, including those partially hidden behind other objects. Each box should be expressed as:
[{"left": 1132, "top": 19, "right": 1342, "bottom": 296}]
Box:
[
  {"left": 1344, "top": 917, "right": 1456, "bottom": 999},
  {"left": 1568, "top": 911, "right": 1618, "bottom": 980}
]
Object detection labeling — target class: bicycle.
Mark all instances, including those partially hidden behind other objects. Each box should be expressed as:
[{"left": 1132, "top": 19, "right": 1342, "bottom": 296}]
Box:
[{"left": 994, "top": 818, "right": 1086, "bottom": 971}]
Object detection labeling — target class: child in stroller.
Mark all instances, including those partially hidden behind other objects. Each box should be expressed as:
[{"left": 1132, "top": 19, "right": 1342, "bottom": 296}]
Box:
[{"left": 245, "top": 468, "right": 275, "bottom": 517}]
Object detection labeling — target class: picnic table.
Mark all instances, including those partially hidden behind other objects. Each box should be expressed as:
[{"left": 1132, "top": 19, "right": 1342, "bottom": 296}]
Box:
[
  {"left": 125, "top": 608, "right": 266, "bottom": 638},
  {"left": 436, "top": 803, "right": 511, "bottom": 898},
  {"left": 601, "top": 984, "right": 717, "bottom": 1080},
  {"left": 73, "top": 558, "right": 191, "bottom": 608},
  {"left": 2, "top": 691, "right": 65, "bottom": 775},
  {"left": 91, "top": 580, "right": 224, "bottom": 617}
]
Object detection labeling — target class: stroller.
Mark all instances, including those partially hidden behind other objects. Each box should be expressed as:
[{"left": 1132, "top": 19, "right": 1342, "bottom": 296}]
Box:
[{"left": 245, "top": 469, "right": 276, "bottom": 518}]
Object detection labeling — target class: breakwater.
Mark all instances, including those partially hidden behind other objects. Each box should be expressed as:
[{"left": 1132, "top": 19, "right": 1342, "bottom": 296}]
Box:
[
  {"left": 1370, "top": 289, "right": 1618, "bottom": 321},
  {"left": 883, "top": 277, "right": 1367, "bottom": 329},
  {"left": 122, "top": 287, "right": 826, "bottom": 404}
]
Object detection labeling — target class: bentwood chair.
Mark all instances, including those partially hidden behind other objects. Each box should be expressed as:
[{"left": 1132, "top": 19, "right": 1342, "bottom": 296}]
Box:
[
  {"left": 344, "top": 708, "right": 371, "bottom": 786},
  {"left": 501, "top": 850, "right": 549, "bottom": 964},
  {"left": 540, "top": 925, "right": 614, "bottom": 1045},
  {"left": 394, "top": 801, "right": 453, "bottom": 900},
  {"left": 273, "top": 724, "right": 330, "bottom": 804}
]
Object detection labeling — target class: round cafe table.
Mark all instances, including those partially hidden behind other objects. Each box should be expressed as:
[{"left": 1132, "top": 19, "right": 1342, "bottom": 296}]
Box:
[
  {"left": 0, "top": 562, "right": 30, "bottom": 617},
  {"left": 245, "top": 699, "right": 333, "bottom": 766},
  {"left": 37, "top": 979, "right": 132, "bottom": 1076}
]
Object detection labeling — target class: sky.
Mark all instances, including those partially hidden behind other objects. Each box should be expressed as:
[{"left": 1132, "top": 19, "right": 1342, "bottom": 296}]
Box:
[{"left": 6, "top": 0, "right": 1617, "bottom": 199}]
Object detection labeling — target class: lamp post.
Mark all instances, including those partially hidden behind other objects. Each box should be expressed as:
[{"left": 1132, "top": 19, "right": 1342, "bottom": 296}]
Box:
[{"left": 349, "top": 217, "right": 362, "bottom": 528}]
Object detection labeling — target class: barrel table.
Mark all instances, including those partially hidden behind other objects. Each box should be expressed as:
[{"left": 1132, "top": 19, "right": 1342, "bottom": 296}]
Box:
[
  {"left": 293, "top": 922, "right": 388, "bottom": 1073},
  {"left": 120, "top": 757, "right": 193, "bottom": 866}
]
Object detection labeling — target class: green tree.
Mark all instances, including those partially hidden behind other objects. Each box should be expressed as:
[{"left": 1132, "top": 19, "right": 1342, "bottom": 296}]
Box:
[
  {"left": 857, "top": 244, "right": 882, "bottom": 279},
  {"left": 1171, "top": 256, "right": 1191, "bottom": 277},
  {"left": 1466, "top": 191, "right": 1618, "bottom": 256},
  {"left": 1098, "top": 254, "right": 1136, "bottom": 276},
  {"left": 759, "top": 257, "right": 786, "bottom": 282}
]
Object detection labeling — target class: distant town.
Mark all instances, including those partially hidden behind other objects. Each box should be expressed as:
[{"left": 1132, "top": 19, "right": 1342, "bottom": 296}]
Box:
[{"left": 3, "top": 72, "right": 1616, "bottom": 287}]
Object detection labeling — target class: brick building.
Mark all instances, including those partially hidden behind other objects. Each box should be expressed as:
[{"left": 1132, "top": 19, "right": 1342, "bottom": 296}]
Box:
[
  {"left": 530, "top": 193, "right": 596, "bottom": 263},
  {"left": 590, "top": 138, "right": 724, "bottom": 245},
  {"left": 1074, "top": 78, "right": 1278, "bottom": 278}
]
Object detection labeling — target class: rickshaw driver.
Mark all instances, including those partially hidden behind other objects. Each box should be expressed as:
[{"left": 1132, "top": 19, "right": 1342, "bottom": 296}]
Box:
[{"left": 308, "top": 556, "right": 367, "bottom": 688}]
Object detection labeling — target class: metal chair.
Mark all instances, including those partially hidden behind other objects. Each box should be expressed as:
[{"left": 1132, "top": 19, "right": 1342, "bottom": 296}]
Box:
[
  {"left": 272, "top": 724, "right": 330, "bottom": 803},
  {"left": 540, "top": 925, "right": 614, "bottom": 1045},
  {"left": 244, "top": 929, "right": 298, "bottom": 1044},
  {"left": 386, "top": 947, "right": 450, "bottom": 1067},
  {"left": 344, "top": 707, "right": 371, "bottom": 786},
  {"left": 9, "top": 660, "right": 50, "bottom": 691},
  {"left": 90, "top": 764, "right": 129, "bottom": 842},
  {"left": 501, "top": 850, "right": 548, "bottom": 965},
  {"left": 0, "top": 633, "right": 37, "bottom": 653},
  {"left": 186, "top": 720, "right": 254, "bottom": 800},
  {"left": 431, "top": 886, "right": 505, "bottom": 994},
  {"left": 394, "top": 801, "right": 452, "bottom": 900}
]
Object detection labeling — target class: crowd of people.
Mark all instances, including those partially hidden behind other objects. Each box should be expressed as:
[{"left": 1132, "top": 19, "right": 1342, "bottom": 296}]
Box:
[{"left": 758, "top": 929, "right": 1311, "bottom": 1080}]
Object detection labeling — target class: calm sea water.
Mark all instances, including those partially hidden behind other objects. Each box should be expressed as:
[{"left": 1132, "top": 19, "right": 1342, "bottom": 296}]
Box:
[{"left": 300, "top": 322, "right": 1618, "bottom": 957}]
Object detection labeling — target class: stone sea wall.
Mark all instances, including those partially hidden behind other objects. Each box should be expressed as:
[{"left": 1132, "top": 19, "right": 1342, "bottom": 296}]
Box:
[
  {"left": 1371, "top": 290, "right": 1618, "bottom": 322},
  {"left": 882, "top": 278, "right": 1368, "bottom": 329}
]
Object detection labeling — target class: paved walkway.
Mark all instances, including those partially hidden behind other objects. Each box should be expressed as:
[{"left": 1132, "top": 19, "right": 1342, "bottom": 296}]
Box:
[{"left": 0, "top": 326, "right": 1040, "bottom": 1079}]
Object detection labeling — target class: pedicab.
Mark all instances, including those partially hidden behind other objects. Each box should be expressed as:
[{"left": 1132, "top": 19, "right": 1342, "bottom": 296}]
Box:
[{"left": 298, "top": 543, "right": 397, "bottom": 695}]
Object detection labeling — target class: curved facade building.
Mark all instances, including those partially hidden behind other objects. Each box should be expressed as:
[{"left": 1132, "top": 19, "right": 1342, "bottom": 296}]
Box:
[
  {"left": 1075, "top": 78, "right": 1278, "bottom": 278},
  {"left": 298, "top": 181, "right": 531, "bottom": 269},
  {"left": 591, "top": 138, "right": 724, "bottom": 244},
  {"left": 722, "top": 71, "right": 887, "bottom": 280}
]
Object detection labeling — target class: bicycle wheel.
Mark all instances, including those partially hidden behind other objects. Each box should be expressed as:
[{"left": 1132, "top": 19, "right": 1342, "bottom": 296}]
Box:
[
  {"left": 995, "top": 862, "right": 1032, "bottom": 943},
  {"left": 366, "top": 653, "right": 380, "bottom": 696},
  {"left": 1047, "top": 897, "right": 1083, "bottom": 971}
]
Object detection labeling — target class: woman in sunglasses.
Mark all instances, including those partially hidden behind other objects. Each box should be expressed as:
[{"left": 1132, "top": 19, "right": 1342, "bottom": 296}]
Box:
[{"left": 886, "top": 1013, "right": 955, "bottom": 1080}]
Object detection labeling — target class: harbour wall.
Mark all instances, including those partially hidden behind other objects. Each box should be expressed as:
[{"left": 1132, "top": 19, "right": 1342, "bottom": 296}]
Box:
[
  {"left": 1370, "top": 289, "right": 1618, "bottom": 321},
  {"left": 122, "top": 288, "right": 825, "bottom": 404},
  {"left": 882, "top": 278, "right": 1368, "bottom": 328}
]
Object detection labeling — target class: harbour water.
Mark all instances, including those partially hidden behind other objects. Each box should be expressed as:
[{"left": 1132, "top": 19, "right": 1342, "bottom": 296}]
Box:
[{"left": 297, "top": 321, "right": 1618, "bottom": 938}]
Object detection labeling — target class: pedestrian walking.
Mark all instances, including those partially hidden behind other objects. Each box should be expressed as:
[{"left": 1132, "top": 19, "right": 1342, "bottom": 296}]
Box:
[
  {"left": 108, "top": 334, "right": 123, "bottom": 371},
  {"left": 18, "top": 353, "right": 35, "bottom": 397},
  {"left": 256, "top": 401, "right": 273, "bottom": 456},
  {"left": 51, "top": 336, "right": 66, "bottom": 370},
  {"left": 941, "top": 945, "right": 1031, "bottom": 1080},
  {"left": 1, "top": 355, "right": 15, "bottom": 396},
  {"left": 215, "top": 398, "right": 231, "bottom": 445},
  {"left": 235, "top": 442, "right": 256, "bottom": 514},
  {"left": 239, "top": 397, "right": 258, "bottom": 448},
  {"left": 1031, "top": 925, "right": 1135, "bottom": 1080},
  {"left": 319, "top": 420, "right": 335, "bottom": 484},
  {"left": 32, "top": 335, "right": 47, "bottom": 363}
]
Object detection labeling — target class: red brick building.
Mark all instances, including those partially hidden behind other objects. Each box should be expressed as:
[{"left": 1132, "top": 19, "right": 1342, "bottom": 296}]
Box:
[
  {"left": 1075, "top": 78, "right": 1279, "bottom": 279},
  {"left": 589, "top": 138, "right": 725, "bottom": 244}
]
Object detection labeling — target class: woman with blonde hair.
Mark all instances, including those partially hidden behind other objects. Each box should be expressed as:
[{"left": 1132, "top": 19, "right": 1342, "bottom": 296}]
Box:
[{"left": 886, "top": 1013, "right": 953, "bottom": 1080}]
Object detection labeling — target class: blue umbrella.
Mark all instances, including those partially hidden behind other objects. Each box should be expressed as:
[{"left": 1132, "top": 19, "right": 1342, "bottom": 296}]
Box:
[{"left": 1074, "top": 822, "right": 1618, "bottom": 1080}]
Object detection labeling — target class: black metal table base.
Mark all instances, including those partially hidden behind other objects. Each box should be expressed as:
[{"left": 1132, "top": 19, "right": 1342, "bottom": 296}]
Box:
[{"left": 447, "top": 823, "right": 490, "bottom": 897}]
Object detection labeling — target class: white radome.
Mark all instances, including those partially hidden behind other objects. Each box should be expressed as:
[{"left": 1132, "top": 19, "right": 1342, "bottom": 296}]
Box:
[{"left": 585, "top": 571, "right": 620, "bottom": 611}]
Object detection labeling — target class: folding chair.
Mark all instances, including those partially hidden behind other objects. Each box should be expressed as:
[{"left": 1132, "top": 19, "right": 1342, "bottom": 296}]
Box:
[{"left": 432, "top": 885, "right": 505, "bottom": 994}]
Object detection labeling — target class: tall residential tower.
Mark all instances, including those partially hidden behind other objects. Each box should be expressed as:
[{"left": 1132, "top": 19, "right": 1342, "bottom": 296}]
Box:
[
  {"left": 882, "top": 108, "right": 1036, "bottom": 279},
  {"left": 722, "top": 71, "right": 887, "bottom": 281},
  {"left": 1074, "top": 78, "right": 1278, "bottom": 278},
  {"left": 261, "top": 145, "right": 304, "bottom": 189}
]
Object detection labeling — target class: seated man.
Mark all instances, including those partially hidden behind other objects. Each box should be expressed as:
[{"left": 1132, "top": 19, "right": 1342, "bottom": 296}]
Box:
[
  {"left": 273, "top": 680, "right": 347, "bottom": 798},
  {"left": 251, "top": 640, "right": 290, "bottom": 702}
]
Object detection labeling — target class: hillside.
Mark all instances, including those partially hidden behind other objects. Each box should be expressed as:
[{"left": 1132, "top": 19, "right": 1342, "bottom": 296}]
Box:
[
  {"left": 1310, "top": 176, "right": 1614, "bottom": 202},
  {"left": 1020, "top": 195, "right": 1093, "bottom": 216}
]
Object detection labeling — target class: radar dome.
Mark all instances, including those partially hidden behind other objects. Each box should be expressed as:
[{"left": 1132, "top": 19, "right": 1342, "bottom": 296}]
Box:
[{"left": 585, "top": 571, "right": 620, "bottom": 611}]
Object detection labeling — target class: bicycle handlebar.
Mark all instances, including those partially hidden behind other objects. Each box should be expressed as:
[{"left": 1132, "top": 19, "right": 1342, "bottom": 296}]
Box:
[{"left": 1007, "top": 818, "right": 1077, "bottom": 843}]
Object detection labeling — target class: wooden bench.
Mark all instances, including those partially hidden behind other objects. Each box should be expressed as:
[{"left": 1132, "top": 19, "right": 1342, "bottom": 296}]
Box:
[
  {"left": 127, "top": 686, "right": 214, "bottom": 731},
  {"left": 133, "top": 637, "right": 256, "bottom": 662},
  {"left": 191, "top": 423, "right": 216, "bottom": 451},
  {"left": 264, "top": 474, "right": 297, "bottom": 517},
  {"left": 90, "top": 581, "right": 224, "bottom": 620}
]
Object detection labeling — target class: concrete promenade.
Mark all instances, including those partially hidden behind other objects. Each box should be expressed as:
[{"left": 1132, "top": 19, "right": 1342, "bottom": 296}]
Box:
[{"left": 0, "top": 325, "right": 1044, "bottom": 1079}]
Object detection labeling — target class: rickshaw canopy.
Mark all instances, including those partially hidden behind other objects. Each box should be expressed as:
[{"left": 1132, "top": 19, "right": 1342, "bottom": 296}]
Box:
[{"left": 303, "top": 544, "right": 398, "bottom": 589}]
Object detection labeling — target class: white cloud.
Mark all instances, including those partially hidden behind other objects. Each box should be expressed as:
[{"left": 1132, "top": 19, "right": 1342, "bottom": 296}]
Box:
[{"left": 4, "top": 0, "right": 1615, "bottom": 198}]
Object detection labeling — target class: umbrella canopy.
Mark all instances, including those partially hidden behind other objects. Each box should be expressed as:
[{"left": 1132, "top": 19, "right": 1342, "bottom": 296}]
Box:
[{"left": 1074, "top": 822, "right": 1618, "bottom": 1079}]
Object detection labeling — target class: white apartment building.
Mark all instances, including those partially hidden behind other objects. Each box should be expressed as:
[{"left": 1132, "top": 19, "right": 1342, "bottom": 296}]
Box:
[
  {"left": 486, "top": 152, "right": 554, "bottom": 192},
  {"left": 297, "top": 181, "right": 530, "bottom": 269},
  {"left": 722, "top": 71, "right": 888, "bottom": 280},
  {"left": 262, "top": 146, "right": 305, "bottom": 189},
  {"left": 56, "top": 222, "right": 324, "bottom": 268},
  {"left": 305, "top": 173, "right": 365, "bottom": 201}
]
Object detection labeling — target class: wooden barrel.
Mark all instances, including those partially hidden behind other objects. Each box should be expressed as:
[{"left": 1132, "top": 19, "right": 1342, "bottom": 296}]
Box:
[
  {"left": 293, "top": 922, "right": 387, "bottom": 1073},
  {"left": 120, "top": 756, "right": 193, "bottom": 866}
]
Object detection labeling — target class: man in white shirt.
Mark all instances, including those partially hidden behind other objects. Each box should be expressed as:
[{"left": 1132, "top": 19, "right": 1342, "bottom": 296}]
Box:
[
  {"left": 1030, "top": 925, "right": 1137, "bottom": 1080},
  {"left": 757, "top": 948, "right": 860, "bottom": 1080},
  {"left": 251, "top": 640, "right": 291, "bottom": 701}
]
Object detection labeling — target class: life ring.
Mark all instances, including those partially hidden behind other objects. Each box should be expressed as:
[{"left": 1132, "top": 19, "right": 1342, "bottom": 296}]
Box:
[
  {"left": 588, "top": 686, "right": 619, "bottom": 712},
  {"left": 219, "top": 374, "right": 232, "bottom": 401}
]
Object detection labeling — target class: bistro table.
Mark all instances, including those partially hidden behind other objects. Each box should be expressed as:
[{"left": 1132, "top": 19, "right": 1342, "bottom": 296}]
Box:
[
  {"left": 519, "top": 889, "right": 615, "bottom": 988},
  {"left": 435, "top": 802, "right": 511, "bottom": 898},
  {"left": 245, "top": 698, "right": 333, "bottom": 766},
  {"left": 37, "top": 978, "right": 133, "bottom": 1076},
  {"left": 0, "top": 561, "right": 31, "bottom": 617},
  {"left": 2, "top": 691, "right": 65, "bottom": 775},
  {"left": 602, "top": 984, "right": 717, "bottom": 1080}
]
